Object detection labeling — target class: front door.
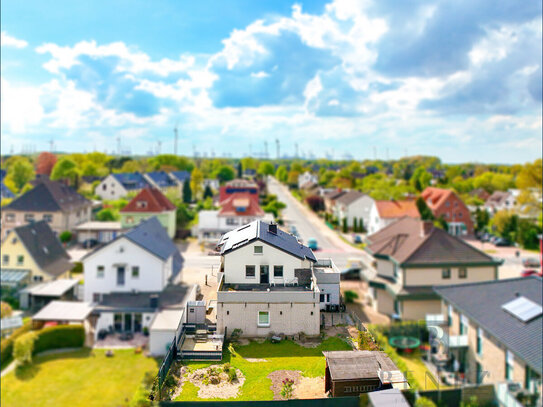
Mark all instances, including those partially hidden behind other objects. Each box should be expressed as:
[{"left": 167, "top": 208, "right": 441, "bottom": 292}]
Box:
[
  {"left": 124, "top": 313, "right": 132, "bottom": 332},
  {"left": 260, "top": 265, "right": 269, "bottom": 284},
  {"left": 117, "top": 267, "right": 125, "bottom": 286}
]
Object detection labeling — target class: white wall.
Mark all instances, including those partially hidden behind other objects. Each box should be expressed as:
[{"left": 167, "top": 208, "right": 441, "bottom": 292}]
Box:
[
  {"left": 317, "top": 283, "right": 340, "bottom": 309},
  {"left": 95, "top": 311, "right": 155, "bottom": 338},
  {"left": 83, "top": 237, "right": 168, "bottom": 302},
  {"left": 222, "top": 240, "right": 313, "bottom": 285},
  {"left": 150, "top": 330, "right": 176, "bottom": 356},
  {"left": 95, "top": 174, "right": 128, "bottom": 200},
  {"left": 345, "top": 196, "right": 374, "bottom": 229}
]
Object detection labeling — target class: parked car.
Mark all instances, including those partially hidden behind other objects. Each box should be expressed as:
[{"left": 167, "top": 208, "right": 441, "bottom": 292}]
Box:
[
  {"left": 307, "top": 238, "right": 318, "bottom": 250},
  {"left": 523, "top": 258, "right": 541, "bottom": 268},
  {"left": 289, "top": 225, "right": 298, "bottom": 236},
  {"left": 494, "top": 238, "right": 512, "bottom": 247},
  {"left": 480, "top": 233, "right": 491, "bottom": 242},
  {"left": 353, "top": 235, "right": 362, "bottom": 244},
  {"left": 82, "top": 239, "right": 99, "bottom": 249},
  {"left": 521, "top": 269, "right": 543, "bottom": 278}
]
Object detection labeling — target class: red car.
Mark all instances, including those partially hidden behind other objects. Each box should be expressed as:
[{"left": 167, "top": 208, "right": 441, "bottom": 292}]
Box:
[{"left": 521, "top": 269, "right": 543, "bottom": 278}]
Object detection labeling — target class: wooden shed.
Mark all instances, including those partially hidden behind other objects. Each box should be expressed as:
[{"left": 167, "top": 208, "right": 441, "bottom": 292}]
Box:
[{"left": 323, "top": 350, "right": 409, "bottom": 397}]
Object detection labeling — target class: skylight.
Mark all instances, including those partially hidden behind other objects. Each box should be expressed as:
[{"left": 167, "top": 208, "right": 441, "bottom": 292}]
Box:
[{"left": 502, "top": 296, "right": 542, "bottom": 323}]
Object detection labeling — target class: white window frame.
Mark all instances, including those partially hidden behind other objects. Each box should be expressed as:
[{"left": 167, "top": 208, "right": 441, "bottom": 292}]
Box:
[
  {"left": 477, "top": 327, "right": 483, "bottom": 356},
  {"left": 506, "top": 350, "right": 514, "bottom": 380},
  {"left": 97, "top": 266, "right": 105, "bottom": 278},
  {"left": 257, "top": 311, "right": 270, "bottom": 327},
  {"left": 131, "top": 266, "right": 140, "bottom": 278},
  {"left": 245, "top": 265, "right": 256, "bottom": 278},
  {"left": 254, "top": 245, "right": 263, "bottom": 255}
]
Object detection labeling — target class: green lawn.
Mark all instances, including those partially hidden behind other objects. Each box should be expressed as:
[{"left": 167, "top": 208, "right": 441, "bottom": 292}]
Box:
[
  {"left": 397, "top": 351, "right": 442, "bottom": 391},
  {"left": 175, "top": 336, "right": 352, "bottom": 401},
  {"left": 1, "top": 348, "right": 159, "bottom": 407}
]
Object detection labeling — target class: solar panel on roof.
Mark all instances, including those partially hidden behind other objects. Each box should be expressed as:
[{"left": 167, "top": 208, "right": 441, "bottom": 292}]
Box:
[{"left": 502, "top": 296, "right": 543, "bottom": 322}]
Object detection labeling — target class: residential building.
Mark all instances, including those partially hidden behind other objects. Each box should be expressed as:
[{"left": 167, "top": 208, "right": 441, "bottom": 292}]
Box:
[
  {"left": 1, "top": 179, "right": 92, "bottom": 237},
  {"left": 82, "top": 217, "right": 183, "bottom": 337},
  {"left": 216, "top": 220, "right": 340, "bottom": 337},
  {"left": 484, "top": 190, "right": 516, "bottom": 213},
  {"left": 469, "top": 188, "right": 490, "bottom": 202},
  {"left": 218, "top": 179, "right": 258, "bottom": 203},
  {"left": 169, "top": 170, "right": 191, "bottom": 193},
  {"left": 367, "top": 200, "right": 420, "bottom": 235},
  {"left": 144, "top": 171, "right": 179, "bottom": 196},
  {"left": 434, "top": 277, "right": 542, "bottom": 397},
  {"left": 94, "top": 172, "right": 151, "bottom": 200},
  {"left": 323, "top": 189, "right": 348, "bottom": 213},
  {"left": 0, "top": 169, "right": 14, "bottom": 199},
  {"left": 119, "top": 187, "right": 177, "bottom": 238},
  {"left": 74, "top": 221, "right": 125, "bottom": 244},
  {"left": 364, "top": 217, "right": 502, "bottom": 320},
  {"left": 421, "top": 187, "right": 474, "bottom": 236},
  {"left": 1, "top": 221, "right": 73, "bottom": 288},
  {"left": 204, "top": 178, "right": 220, "bottom": 192},
  {"left": 332, "top": 190, "right": 374, "bottom": 230},
  {"left": 324, "top": 350, "right": 408, "bottom": 397},
  {"left": 298, "top": 171, "right": 318, "bottom": 189},
  {"left": 197, "top": 191, "right": 268, "bottom": 243}
]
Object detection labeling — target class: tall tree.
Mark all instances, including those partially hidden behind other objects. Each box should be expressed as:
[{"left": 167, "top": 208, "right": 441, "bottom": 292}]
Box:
[
  {"left": 214, "top": 165, "right": 235, "bottom": 183},
  {"left": 275, "top": 165, "right": 288, "bottom": 182},
  {"left": 51, "top": 158, "right": 79, "bottom": 187},
  {"left": 182, "top": 180, "right": 192, "bottom": 203},
  {"left": 5, "top": 158, "right": 35, "bottom": 192},
  {"left": 258, "top": 161, "right": 275, "bottom": 176},
  {"left": 203, "top": 184, "right": 213, "bottom": 199},
  {"left": 237, "top": 161, "right": 242, "bottom": 178},
  {"left": 416, "top": 197, "right": 435, "bottom": 221},
  {"left": 35, "top": 152, "right": 57, "bottom": 176},
  {"left": 190, "top": 168, "right": 204, "bottom": 199}
]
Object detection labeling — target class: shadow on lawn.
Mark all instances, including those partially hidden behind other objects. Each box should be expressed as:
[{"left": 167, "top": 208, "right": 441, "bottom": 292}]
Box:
[{"left": 15, "top": 363, "right": 41, "bottom": 381}]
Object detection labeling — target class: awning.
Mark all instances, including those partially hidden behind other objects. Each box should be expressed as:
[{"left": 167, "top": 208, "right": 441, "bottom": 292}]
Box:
[
  {"left": 33, "top": 300, "right": 95, "bottom": 321},
  {"left": 0, "top": 269, "right": 30, "bottom": 286}
]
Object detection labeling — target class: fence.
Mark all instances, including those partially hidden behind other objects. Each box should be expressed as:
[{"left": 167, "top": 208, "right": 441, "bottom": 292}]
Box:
[{"left": 157, "top": 338, "right": 177, "bottom": 390}]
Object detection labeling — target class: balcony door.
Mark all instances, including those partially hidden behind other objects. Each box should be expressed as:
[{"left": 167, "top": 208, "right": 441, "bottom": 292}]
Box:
[
  {"left": 260, "top": 265, "right": 269, "bottom": 284},
  {"left": 117, "top": 266, "right": 126, "bottom": 286}
]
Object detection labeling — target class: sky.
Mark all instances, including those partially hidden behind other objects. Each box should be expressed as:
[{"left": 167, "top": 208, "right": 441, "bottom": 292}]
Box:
[{"left": 1, "top": 0, "right": 541, "bottom": 163}]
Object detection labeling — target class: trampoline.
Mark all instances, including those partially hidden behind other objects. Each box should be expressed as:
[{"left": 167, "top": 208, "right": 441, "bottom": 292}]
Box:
[{"left": 389, "top": 336, "right": 421, "bottom": 351}]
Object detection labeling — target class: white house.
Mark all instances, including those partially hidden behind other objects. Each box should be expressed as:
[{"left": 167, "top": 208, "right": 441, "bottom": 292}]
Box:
[
  {"left": 94, "top": 172, "right": 151, "bottom": 200},
  {"left": 82, "top": 217, "right": 185, "bottom": 339},
  {"left": 298, "top": 171, "right": 318, "bottom": 189},
  {"left": 216, "top": 221, "right": 340, "bottom": 338},
  {"left": 204, "top": 178, "right": 220, "bottom": 191},
  {"left": 332, "top": 191, "right": 374, "bottom": 230},
  {"left": 367, "top": 200, "right": 420, "bottom": 235}
]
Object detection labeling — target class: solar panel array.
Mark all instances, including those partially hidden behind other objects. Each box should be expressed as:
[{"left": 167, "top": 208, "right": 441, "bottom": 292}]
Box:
[{"left": 502, "top": 296, "right": 543, "bottom": 322}]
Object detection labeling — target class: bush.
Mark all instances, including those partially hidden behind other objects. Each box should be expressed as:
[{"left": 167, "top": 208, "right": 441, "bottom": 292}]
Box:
[
  {"left": 59, "top": 230, "right": 73, "bottom": 243},
  {"left": 343, "top": 290, "right": 358, "bottom": 303},
  {"left": 33, "top": 325, "right": 85, "bottom": 354},
  {"left": 13, "top": 331, "right": 38, "bottom": 365},
  {"left": 1, "top": 301, "right": 13, "bottom": 319},
  {"left": 227, "top": 368, "right": 237, "bottom": 383},
  {"left": 415, "top": 396, "right": 437, "bottom": 407},
  {"left": 306, "top": 195, "right": 324, "bottom": 212},
  {"left": 0, "top": 321, "right": 32, "bottom": 367},
  {"left": 71, "top": 262, "right": 83, "bottom": 274}
]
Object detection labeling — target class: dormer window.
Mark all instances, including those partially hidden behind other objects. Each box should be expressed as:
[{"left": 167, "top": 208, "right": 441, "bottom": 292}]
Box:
[{"left": 136, "top": 201, "right": 148, "bottom": 209}]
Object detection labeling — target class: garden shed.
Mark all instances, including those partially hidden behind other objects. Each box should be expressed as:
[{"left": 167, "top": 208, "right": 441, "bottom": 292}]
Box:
[{"left": 323, "top": 350, "right": 408, "bottom": 397}]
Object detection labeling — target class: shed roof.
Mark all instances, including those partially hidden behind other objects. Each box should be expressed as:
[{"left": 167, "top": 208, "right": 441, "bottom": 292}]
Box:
[
  {"left": 33, "top": 300, "right": 94, "bottom": 321},
  {"left": 170, "top": 170, "right": 191, "bottom": 183},
  {"left": 150, "top": 309, "right": 185, "bottom": 331},
  {"left": 75, "top": 221, "right": 123, "bottom": 231},
  {"left": 22, "top": 279, "right": 79, "bottom": 297},
  {"left": 368, "top": 389, "right": 410, "bottom": 407},
  {"left": 323, "top": 350, "right": 405, "bottom": 382}
]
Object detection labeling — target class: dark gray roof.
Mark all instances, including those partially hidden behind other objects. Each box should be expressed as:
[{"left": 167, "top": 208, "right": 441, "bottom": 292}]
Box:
[
  {"left": 434, "top": 277, "right": 542, "bottom": 374},
  {"left": 95, "top": 284, "right": 192, "bottom": 312},
  {"left": 335, "top": 190, "right": 366, "bottom": 206},
  {"left": 323, "top": 350, "right": 400, "bottom": 381},
  {"left": 5, "top": 179, "right": 90, "bottom": 212},
  {"left": 219, "top": 220, "right": 316, "bottom": 262},
  {"left": 12, "top": 221, "right": 73, "bottom": 277}
]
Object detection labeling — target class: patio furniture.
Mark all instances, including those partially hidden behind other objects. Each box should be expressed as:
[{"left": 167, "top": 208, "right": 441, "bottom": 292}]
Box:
[{"left": 271, "top": 335, "right": 282, "bottom": 343}]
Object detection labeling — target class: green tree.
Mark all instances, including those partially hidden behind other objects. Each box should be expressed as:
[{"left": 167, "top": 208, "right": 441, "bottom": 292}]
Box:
[
  {"left": 214, "top": 165, "right": 235, "bottom": 183},
  {"left": 203, "top": 184, "right": 213, "bottom": 199},
  {"left": 414, "top": 397, "right": 437, "bottom": 407},
  {"left": 176, "top": 203, "right": 195, "bottom": 228},
  {"left": 51, "top": 158, "right": 79, "bottom": 186},
  {"left": 358, "top": 218, "right": 366, "bottom": 233},
  {"left": 13, "top": 331, "right": 37, "bottom": 365},
  {"left": 6, "top": 158, "right": 35, "bottom": 192},
  {"left": 59, "top": 231, "right": 73, "bottom": 243},
  {"left": 275, "top": 165, "right": 288, "bottom": 183},
  {"left": 236, "top": 161, "right": 242, "bottom": 178},
  {"left": 287, "top": 170, "right": 300, "bottom": 187},
  {"left": 96, "top": 208, "right": 118, "bottom": 221},
  {"left": 410, "top": 167, "right": 432, "bottom": 192},
  {"left": 182, "top": 180, "right": 192, "bottom": 203},
  {"left": 148, "top": 154, "right": 194, "bottom": 172},
  {"left": 342, "top": 217, "right": 348, "bottom": 233},
  {"left": 516, "top": 159, "right": 542, "bottom": 189},
  {"left": 258, "top": 161, "right": 275, "bottom": 176},
  {"left": 190, "top": 168, "right": 204, "bottom": 199},
  {"left": 434, "top": 215, "right": 448, "bottom": 231},
  {"left": 416, "top": 197, "right": 434, "bottom": 221},
  {"left": 474, "top": 207, "right": 490, "bottom": 234},
  {"left": 516, "top": 219, "right": 541, "bottom": 250},
  {"left": 353, "top": 218, "right": 358, "bottom": 233}
]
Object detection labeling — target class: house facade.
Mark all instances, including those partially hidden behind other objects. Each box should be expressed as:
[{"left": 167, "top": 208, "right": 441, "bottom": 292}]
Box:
[
  {"left": 143, "top": 171, "right": 180, "bottom": 197},
  {"left": 82, "top": 217, "right": 183, "bottom": 337},
  {"left": 216, "top": 221, "right": 340, "bottom": 337},
  {"left": 434, "top": 277, "right": 542, "bottom": 397},
  {"left": 367, "top": 200, "right": 420, "bottom": 235},
  {"left": 365, "top": 217, "right": 502, "bottom": 320},
  {"left": 484, "top": 190, "right": 516, "bottom": 213},
  {"left": 1, "top": 179, "right": 92, "bottom": 238},
  {"left": 332, "top": 191, "right": 374, "bottom": 230},
  {"left": 421, "top": 187, "right": 474, "bottom": 236},
  {"left": 298, "top": 171, "right": 318, "bottom": 189},
  {"left": 94, "top": 172, "right": 150, "bottom": 200},
  {"left": 1, "top": 221, "right": 73, "bottom": 288},
  {"left": 119, "top": 187, "right": 177, "bottom": 238}
]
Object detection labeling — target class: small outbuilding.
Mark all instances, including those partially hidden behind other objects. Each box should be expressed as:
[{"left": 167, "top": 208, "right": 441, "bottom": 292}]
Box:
[
  {"left": 323, "top": 350, "right": 409, "bottom": 397},
  {"left": 368, "top": 388, "right": 410, "bottom": 407},
  {"left": 19, "top": 279, "right": 79, "bottom": 311}
]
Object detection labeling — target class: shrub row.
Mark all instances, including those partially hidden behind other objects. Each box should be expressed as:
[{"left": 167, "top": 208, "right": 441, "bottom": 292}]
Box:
[
  {"left": 0, "top": 321, "right": 32, "bottom": 367},
  {"left": 33, "top": 325, "right": 85, "bottom": 355}
]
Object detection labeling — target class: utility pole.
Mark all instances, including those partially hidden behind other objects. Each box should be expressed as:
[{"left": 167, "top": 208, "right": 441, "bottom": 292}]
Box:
[
  {"left": 295, "top": 143, "right": 299, "bottom": 159},
  {"left": 117, "top": 137, "right": 121, "bottom": 156},
  {"left": 173, "top": 124, "right": 178, "bottom": 156},
  {"left": 275, "top": 139, "right": 280, "bottom": 159},
  {"left": 49, "top": 138, "right": 54, "bottom": 152},
  {"left": 264, "top": 141, "right": 268, "bottom": 158},
  {"left": 157, "top": 140, "right": 162, "bottom": 155}
]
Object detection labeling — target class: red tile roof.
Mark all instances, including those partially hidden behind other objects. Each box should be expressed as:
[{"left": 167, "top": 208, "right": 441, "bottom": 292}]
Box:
[
  {"left": 421, "top": 187, "right": 454, "bottom": 210},
  {"left": 375, "top": 200, "right": 420, "bottom": 219},
  {"left": 120, "top": 187, "right": 176, "bottom": 213},
  {"left": 219, "top": 179, "right": 259, "bottom": 204},
  {"left": 218, "top": 192, "right": 264, "bottom": 217}
]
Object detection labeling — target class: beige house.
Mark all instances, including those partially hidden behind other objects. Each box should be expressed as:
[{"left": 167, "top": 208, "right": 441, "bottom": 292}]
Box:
[
  {"left": 364, "top": 217, "right": 502, "bottom": 320},
  {"left": 1, "top": 221, "right": 73, "bottom": 287},
  {"left": 1, "top": 179, "right": 92, "bottom": 238},
  {"left": 434, "top": 278, "right": 542, "bottom": 399}
]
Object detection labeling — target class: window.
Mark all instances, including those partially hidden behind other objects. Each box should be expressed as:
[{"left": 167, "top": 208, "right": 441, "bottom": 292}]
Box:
[
  {"left": 76, "top": 210, "right": 81, "bottom": 217},
  {"left": 136, "top": 201, "right": 147, "bottom": 209},
  {"left": 43, "top": 214, "right": 53, "bottom": 223},
  {"left": 320, "top": 294, "right": 326, "bottom": 302},
  {"left": 245, "top": 265, "right": 256, "bottom": 278},
  {"left": 93, "top": 293, "right": 101, "bottom": 302},
  {"left": 254, "top": 246, "right": 263, "bottom": 254},
  {"left": 459, "top": 314, "right": 468, "bottom": 335},
  {"left": 126, "top": 216, "right": 134, "bottom": 224},
  {"left": 458, "top": 212, "right": 463, "bottom": 218},
  {"left": 189, "top": 308, "right": 195, "bottom": 313},
  {"left": 97, "top": 266, "right": 105, "bottom": 278},
  {"left": 273, "top": 266, "right": 283, "bottom": 278},
  {"left": 459, "top": 268, "right": 467, "bottom": 279},
  {"left": 2, "top": 255, "right": 8, "bottom": 265},
  {"left": 6, "top": 213, "right": 15, "bottom": 222},
  {"left": 131, "top": 266, "right": 140, "bottom": 278},
  {"left": 258, "top": 311, "right": 270, "bottom": 327},
  {"left": 33, "top": 275, "right": 43, "bottom": 282},
  {"left": 24, "top": 214, "right": 35, "bottom": 222},
  {"left": 447, "top": 304, "right": 453, "bottom": 327},
  {"left": 506, "top": 350, "right": 514, "bottom": 380},
  {"left": 442, "top": 268, "right": 451, "bottom": 279},
  {"left": 445, "top": 201, "right": 450, "bottom": 207},
  {"left": 226, "top": 218, "right": 238, "bottom": 225},
  {"left": 17, "top": 255, "right": 24, "bottom": 266},
  {"left": 477, "top": 328, "right": 483, "bottom": 356}
]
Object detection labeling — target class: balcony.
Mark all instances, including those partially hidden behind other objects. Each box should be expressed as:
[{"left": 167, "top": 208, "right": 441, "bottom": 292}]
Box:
[
  {"left": 426, "top": 313, "right": 446, "bottom": 326},
  {"left": 445, "top": 333, "right": 468, "bottom": 348}
]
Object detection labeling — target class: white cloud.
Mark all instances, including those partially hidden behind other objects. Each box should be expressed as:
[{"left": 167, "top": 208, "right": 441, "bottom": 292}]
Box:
[
  {"left": 0, "top": 78, "right": 44, "bottom": 133},
  {"left": 1, "top": 31, "right": 28, "bottom": 48}
]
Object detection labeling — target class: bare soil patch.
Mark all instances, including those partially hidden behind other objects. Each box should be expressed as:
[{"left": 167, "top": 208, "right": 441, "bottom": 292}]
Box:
[
  {"left": 295, "top": 376, "right": 326, "bottom": 399},
  {"left": 187, "top": 365, "right": 245, "bottom": 399},
  {"left": 267, "top": 370, "right": 301, "bottom": 400}
]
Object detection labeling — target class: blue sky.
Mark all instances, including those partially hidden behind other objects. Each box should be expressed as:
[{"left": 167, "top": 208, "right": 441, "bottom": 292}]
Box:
[{"left": 1, "top": 0, "right": 541, "bottom": 163}]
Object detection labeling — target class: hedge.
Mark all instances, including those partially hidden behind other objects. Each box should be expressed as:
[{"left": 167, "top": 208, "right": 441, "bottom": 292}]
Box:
[
  {"left": 33, "top": 325, "right": 85, "bottom": 354},
  {"left": 0, "top": 321, "right": 32, "bottom": 368}
]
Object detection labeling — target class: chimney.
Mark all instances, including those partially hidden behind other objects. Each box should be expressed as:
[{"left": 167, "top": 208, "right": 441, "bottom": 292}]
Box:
[
  {"left": 421, "top": 221, "right": 433, "bottom": 237},
  {"left": 268, "top": 223, "right": 277, "bottom": 234}
]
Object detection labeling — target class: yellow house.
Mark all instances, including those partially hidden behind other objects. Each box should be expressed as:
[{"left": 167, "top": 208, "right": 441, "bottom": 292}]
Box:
[{"left": 1, "top": 220, "right": 73, "bottom": 287}]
